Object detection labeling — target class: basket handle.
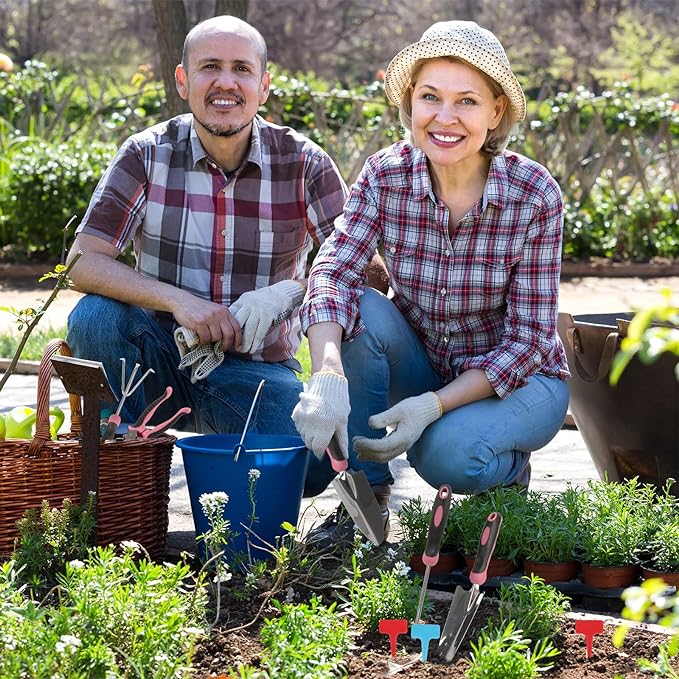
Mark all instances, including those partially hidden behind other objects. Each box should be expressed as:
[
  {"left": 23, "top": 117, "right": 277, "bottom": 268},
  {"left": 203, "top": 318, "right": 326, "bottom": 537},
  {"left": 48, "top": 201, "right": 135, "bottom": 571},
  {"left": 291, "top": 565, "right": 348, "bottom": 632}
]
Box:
[
  {"left": 28, "top": 339, "right": 83, "bottom": 455},
  {"left": 566, "top": 326, "right": 620, "bottom": 383}
]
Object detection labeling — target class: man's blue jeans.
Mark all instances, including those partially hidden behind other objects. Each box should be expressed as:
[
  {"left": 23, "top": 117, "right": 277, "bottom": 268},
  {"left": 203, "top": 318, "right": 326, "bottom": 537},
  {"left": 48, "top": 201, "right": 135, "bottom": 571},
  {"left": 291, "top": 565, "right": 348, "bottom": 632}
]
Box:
[
  {"left": 66, "top": 294, "right": 335, "bottom": 497},
  {"left": 341, "top": 288, "right": 570, "bottom": 494}
]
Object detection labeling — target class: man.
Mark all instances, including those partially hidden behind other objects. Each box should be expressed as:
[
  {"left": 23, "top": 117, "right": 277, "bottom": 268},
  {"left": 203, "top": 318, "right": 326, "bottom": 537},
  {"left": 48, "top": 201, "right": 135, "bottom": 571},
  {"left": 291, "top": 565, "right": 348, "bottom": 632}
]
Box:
[{"left": 66, "top": 15, "right": 385, "bottom": 499}]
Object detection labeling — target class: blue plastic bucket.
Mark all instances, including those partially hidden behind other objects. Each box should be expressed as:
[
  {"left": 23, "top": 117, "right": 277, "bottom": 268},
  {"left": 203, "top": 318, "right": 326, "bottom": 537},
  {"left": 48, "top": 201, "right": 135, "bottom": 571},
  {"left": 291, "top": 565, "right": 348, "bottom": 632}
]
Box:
[{"left": 176, "top": 434, "right": 309, "bottom": 560}]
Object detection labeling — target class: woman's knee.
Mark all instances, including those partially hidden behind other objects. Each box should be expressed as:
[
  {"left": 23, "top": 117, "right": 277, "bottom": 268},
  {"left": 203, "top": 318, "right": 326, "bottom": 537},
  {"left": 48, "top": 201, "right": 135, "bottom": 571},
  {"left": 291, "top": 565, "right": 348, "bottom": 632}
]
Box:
[{"left": 409, "top": 427, "right": 492, "bottom": 494}]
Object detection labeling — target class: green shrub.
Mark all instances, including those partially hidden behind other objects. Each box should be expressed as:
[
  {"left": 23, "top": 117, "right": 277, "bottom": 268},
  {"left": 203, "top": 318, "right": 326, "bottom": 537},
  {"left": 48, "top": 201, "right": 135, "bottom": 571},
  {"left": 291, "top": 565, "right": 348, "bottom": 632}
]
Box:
[
  {"left": 259, "top": 597, "right": 349, "bottom": 679},
  {"left": 0, "top": 138, "right": 115, "bottom": 260}
]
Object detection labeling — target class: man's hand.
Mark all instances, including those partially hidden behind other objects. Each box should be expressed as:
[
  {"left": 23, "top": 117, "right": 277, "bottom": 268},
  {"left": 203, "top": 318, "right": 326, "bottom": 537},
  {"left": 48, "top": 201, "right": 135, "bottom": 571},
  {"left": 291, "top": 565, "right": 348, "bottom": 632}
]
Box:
[
  {"left": 292, "top": 371, "right": 350, "bottom": 460},
  {"left": 229, "top": 279, "right": 305, "bottom": 354},
  {"left": 354, "top": 392, "right": 442, "bottom": 464},
  {"left": 172, "top": 297, "right": 242, "bottom": 351}
]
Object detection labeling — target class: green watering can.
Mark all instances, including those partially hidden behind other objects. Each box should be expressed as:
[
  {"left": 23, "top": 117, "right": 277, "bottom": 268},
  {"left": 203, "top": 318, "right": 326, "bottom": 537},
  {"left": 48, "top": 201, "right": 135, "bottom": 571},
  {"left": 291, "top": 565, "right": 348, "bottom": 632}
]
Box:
[{"left": 1, "top": 405, "right": 65, "bottom": 440}]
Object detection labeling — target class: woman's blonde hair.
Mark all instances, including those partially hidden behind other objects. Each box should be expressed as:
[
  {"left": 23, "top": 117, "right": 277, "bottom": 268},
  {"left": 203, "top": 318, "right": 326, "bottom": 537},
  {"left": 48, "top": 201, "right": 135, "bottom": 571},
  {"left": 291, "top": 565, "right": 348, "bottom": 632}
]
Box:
[{"left": 398, "top": 57, "right": 516, "bottom": 156}]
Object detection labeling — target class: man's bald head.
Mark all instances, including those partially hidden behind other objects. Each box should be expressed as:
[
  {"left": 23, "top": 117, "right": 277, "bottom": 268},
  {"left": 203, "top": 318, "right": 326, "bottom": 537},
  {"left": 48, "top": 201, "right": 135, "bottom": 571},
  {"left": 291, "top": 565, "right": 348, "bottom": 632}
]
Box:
[{"left": 181, "top": 16, "right": 267, "bottom": 75}]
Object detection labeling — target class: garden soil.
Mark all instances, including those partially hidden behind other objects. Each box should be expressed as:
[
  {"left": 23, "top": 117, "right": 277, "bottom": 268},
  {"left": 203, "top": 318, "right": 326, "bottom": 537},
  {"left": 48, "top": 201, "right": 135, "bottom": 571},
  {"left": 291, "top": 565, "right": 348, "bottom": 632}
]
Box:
[{"left": 192, "top": 595, "right": 677, "bottom": 678}]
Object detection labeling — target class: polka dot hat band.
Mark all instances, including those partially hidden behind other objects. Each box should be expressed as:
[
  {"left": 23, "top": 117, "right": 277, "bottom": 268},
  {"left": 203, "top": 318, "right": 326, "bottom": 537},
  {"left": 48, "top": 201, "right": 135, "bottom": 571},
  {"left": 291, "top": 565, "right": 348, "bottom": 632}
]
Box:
[{"left": 383, "top": 20, "right": 526, "bottom": 124}]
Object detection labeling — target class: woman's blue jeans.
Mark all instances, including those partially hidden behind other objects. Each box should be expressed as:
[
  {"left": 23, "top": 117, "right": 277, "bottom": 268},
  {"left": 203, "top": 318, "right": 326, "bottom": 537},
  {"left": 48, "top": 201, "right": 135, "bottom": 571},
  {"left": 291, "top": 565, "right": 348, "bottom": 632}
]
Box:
[
  {"left": 341, "top": 288, "right": 570, "bottom": 494},
  {"left": 66, "top": 294, "right": 335, "bottom": 497}
]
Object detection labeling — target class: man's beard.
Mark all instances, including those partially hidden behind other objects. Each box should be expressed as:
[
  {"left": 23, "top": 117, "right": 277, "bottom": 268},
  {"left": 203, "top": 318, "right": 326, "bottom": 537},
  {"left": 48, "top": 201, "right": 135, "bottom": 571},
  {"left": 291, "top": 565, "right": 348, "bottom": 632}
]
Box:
[{"left": 194, "top": 114, "right": 251, "bottom": 138}]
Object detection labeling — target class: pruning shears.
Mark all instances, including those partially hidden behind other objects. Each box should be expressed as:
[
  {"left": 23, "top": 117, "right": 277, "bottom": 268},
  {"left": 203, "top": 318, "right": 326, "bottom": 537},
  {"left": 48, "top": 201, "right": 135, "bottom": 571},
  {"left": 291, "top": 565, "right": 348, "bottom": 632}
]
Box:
[{"left": 124, "top": 386, "right": 191, "bottom": 440}]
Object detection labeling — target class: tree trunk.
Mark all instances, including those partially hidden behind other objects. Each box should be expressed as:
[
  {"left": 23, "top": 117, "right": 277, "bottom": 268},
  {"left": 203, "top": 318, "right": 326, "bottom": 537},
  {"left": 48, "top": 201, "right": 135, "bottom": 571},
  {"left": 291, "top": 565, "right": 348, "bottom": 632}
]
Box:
[
  {"left": 214, "top": 0, "right": 248, "bottom": 18},
  {"left": 152, "top": 0, "right": 189, "bottom": 118}
]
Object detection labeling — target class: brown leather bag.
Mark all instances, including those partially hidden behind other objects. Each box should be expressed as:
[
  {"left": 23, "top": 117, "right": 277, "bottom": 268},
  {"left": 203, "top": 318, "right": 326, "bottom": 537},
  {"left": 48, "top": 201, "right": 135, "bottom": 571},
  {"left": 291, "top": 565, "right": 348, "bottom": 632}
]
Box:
[{"left": 558, "top": 312, "right": 679, "bottom": 490}]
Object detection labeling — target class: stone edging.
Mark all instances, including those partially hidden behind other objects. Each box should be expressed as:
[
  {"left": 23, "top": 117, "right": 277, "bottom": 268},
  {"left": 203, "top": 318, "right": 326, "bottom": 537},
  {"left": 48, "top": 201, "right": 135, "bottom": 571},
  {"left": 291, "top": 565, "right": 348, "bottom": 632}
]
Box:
[{"left": 561, "top": 260, "right": 679, "bottom": 277}]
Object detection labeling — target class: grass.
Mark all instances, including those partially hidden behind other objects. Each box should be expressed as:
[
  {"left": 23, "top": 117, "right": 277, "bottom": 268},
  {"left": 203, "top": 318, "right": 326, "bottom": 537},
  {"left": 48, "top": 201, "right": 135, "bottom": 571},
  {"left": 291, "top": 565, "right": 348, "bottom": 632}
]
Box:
[
  {"left": 0, "top": 326, "right": 67, "bottom": 361},
  {"left": 0, "top": 325, "right": 314, "bottom": 382}
]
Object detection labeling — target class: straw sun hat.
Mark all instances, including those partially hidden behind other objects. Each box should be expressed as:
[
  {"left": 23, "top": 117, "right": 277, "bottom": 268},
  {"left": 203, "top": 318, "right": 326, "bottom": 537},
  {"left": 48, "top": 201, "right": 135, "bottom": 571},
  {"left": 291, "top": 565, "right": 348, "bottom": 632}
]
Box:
[{"left": 384, "top": 20, "right": 526, "bottom": 123}]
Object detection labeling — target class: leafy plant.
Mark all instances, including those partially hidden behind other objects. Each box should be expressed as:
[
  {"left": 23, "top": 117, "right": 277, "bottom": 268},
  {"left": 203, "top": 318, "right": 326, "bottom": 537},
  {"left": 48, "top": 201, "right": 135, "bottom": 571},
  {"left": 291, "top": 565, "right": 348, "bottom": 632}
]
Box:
[
  {"left": 13, "top": 496, "right": 95, "bottom": 598},
  {"left": 341, "top": 556, "right": 422, "bottom": 630},
  {"left": 258, "top": 597, "right": 349, "bottom": 679},
  {"left": 0, "top": 544, "right": 207, "bottom": 678},
  {"left": 646, "top": 518, "right": 679, "bottom": 573},
  {"left": 497, "top": 574, "right": 571, "bottom": 642},
  {"left": 610, "top": 288, "right": 679, "bottom": 386},
  {"left": 450, "top": 486, "right": 529, "bottom": 562},
  {"left": 575, "top": 477, "right": 658, "bottom": 567},
  {"left": 519, "top": 488, "right": 584, "bottom": 563},
  {"left": 465, "top": 621, "right": 560, "bottom": 679}
]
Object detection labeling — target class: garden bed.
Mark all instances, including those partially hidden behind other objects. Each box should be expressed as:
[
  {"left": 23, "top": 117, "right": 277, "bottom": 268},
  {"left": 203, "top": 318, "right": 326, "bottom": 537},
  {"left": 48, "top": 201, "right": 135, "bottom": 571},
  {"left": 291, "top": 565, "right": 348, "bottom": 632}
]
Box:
[{"left": 192, "top": 595, "right": 676, "bottom": 678}]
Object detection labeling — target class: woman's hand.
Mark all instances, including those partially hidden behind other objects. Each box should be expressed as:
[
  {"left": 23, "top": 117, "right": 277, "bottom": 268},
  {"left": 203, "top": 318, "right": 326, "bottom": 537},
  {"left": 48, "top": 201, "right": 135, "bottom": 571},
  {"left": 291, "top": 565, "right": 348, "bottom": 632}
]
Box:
[
  {"left": 292, "top": 371, "right": 350, "bottom": 459},
  {"left": 354, "top": 392, "right": 442, "bottom": 463}
]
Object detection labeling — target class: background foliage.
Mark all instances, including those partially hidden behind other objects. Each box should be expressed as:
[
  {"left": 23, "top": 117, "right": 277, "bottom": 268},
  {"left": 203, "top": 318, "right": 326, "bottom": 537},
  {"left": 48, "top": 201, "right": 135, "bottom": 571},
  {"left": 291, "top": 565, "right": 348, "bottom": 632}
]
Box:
[{"left": 0, "top": 0, "right": 677, "bottom": 262}]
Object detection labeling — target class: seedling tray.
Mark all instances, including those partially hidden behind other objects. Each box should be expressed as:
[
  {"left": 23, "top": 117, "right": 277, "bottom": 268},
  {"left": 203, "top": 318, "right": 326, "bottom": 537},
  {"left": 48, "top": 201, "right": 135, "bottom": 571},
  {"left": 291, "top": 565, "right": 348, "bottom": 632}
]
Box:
[{"left": 425, "top": 568, "right": 642, "bottom": 613}]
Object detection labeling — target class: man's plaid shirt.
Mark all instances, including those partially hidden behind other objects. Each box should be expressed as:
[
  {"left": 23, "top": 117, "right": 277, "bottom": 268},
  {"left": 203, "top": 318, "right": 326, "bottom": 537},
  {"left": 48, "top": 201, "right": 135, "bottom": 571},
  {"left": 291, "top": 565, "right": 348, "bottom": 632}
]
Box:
[
  {"left": 77, "top": 114, "right": 347, "bottom": 365},
  {"left": 301, "top": 141, "right": 570, "bottom": 398}
]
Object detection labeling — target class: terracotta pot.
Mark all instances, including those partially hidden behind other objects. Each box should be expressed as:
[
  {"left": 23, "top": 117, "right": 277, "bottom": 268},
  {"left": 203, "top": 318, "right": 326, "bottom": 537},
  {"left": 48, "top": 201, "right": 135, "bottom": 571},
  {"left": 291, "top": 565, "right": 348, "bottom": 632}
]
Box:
[
  {"left": 581, "top": 563, "right": 639, "bottom": 589},
  {"left": 523, "top": 559, "right": 579, "bottom": 583},
  {"left": 641, "top": 567, "right": 679, "bottom": 589},
  {"left": 464, "top": 555, "right": 518, "bottom": 579},
  {"left": 409, "top": 550, "right": 463, "bottom": 575}
]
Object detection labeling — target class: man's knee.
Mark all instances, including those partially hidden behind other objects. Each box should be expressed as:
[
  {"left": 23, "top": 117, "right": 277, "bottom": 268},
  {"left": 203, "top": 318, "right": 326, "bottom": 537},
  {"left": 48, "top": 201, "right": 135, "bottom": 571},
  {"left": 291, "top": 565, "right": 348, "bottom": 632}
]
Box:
[{"left": 68, "top": 294, "right": 130, "bottom": 335}]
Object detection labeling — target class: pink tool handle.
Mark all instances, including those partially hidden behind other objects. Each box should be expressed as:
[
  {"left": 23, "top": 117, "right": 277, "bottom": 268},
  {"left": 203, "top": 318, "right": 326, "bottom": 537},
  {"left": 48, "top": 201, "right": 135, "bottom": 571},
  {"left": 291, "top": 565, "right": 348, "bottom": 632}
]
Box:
[
  {"left": 132, "top": 407, "right": 192, "bottom": 439},
  {"left": 422, "top": 484, "right": 452, "bottom": 567},
  {"left": 326, "top": 435, "right": 349, "bottom": 473},
  {"left": 469, "top": 512, "right": 503, "bottom": 585}
]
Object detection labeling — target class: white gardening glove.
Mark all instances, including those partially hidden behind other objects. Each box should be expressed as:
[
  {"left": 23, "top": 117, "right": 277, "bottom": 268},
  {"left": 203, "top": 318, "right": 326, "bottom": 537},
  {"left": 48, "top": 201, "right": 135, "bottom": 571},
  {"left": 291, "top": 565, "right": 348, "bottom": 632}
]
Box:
[
  {"left": 292, "top": 371, "right": 350, "bottom": 460},
  {"left": 229, "top": 279, "right": 305, "bottom": 354},
  {"left": 354, "top": 392, "right": 443, "bottom": 464}
]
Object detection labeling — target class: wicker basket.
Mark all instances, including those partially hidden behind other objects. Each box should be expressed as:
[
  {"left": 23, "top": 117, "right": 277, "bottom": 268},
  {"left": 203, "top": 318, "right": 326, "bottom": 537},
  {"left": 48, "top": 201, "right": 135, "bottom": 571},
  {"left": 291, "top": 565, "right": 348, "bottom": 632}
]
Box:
[{"left": 0, "top": 339, "right": 174, "bottom": 559}]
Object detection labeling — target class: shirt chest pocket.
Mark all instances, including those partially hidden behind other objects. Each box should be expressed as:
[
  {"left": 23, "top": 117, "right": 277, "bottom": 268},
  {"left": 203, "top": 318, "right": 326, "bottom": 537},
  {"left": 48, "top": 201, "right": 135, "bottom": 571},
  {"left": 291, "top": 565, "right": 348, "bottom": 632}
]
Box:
[
  {"left": 383, "top": 240, "right": 419, "bottom": 287},
  {"left": 258, "top": 226, "right": 310, "bottom": 275},
  {"left": 470, "top": 256, "right": 516, "bottom": 305}
]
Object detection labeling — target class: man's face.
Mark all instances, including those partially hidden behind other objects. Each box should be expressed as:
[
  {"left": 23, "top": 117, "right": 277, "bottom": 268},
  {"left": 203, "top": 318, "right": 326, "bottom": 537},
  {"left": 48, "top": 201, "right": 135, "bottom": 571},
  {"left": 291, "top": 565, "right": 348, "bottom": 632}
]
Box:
[{"left": 175, "top": 29, "right": 270, "bottom": 139}]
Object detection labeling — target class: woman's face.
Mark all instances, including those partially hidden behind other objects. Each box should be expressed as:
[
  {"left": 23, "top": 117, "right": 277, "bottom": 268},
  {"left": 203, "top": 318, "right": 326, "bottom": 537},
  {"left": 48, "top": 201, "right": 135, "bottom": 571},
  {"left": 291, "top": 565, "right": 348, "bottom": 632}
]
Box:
[{"left": 410, "top": 59, "right": 507, "bottom": 171}]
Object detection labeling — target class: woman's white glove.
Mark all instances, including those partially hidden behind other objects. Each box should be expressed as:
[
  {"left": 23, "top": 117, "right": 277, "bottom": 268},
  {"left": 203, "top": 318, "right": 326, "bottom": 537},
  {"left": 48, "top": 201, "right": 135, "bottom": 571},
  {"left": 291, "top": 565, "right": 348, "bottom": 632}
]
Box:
[
  {"left": 354, "top": 392, "right": 442, "bottom": 463},
  {"left": 292, "top": 371, "right": 350, "bottom": 460},
  {"left": 229, "top": 279, "right": 305, "bottom": 354}
]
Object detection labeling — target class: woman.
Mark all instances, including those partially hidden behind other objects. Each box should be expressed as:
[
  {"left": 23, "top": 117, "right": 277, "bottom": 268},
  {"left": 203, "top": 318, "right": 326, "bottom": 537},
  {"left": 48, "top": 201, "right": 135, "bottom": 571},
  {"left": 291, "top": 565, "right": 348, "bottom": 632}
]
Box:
[{"left": 293, "top": 20, "right": 570, "bottom": 539}]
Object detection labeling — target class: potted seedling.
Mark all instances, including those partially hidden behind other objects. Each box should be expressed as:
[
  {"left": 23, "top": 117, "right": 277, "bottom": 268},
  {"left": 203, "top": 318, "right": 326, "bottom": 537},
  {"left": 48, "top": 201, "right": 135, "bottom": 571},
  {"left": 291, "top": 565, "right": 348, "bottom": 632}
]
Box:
[
  {"left": 575, "top": 478, "right": 654, "bottom": 588},
  {"left": 641, "top": 515, "right": 679, "bottom": 588},
  {"left": 397, "top": 495, "right": 461, "bottom": 574},
  {"left": 451, "top": 486, "right": 527, "bottom": 578},
  {"left": 520, "top": 487, "right": 584, "bottom": 583}
]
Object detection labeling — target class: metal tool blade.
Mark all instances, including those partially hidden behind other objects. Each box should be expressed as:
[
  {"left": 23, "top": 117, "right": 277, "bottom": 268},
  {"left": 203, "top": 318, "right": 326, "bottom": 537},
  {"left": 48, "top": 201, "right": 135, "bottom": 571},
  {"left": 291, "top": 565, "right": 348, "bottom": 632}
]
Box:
[
  {"left": 438, "top": 584, "right": 479, "bottom": 658},
  {"left": 332, "top": 469, "right": 385, "bottom": 545},
  {"left": 440, "top": 588, "right": 484, "bottom": 661},
  {"left": 439, "top": 512, "right": 503, "bottom": 662},
  {"left": 327, "top": 436, "right": 385, "bottom": 545}
]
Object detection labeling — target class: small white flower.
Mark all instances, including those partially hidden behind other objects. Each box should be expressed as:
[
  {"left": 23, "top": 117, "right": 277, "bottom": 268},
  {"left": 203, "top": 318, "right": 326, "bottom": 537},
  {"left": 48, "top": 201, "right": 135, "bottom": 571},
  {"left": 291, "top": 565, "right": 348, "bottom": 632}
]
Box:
[
  {"left": 199, "top": 491, "right": 229, "bottom": 516},
  {"left": 55, "top": 634, "right": 81, "bottom": 655},
  {"left": 285, "top": 585, "right": 296, "bottom": 602},
  {"left": 245, "top": 572, "right": 257, "bottom": 587},
  {"left": 68, "top": 559, "right": 85, "bottom": 569},
  {"left": 248, "top": 469, "right": 261, "bottom": 481},
  {"left": 120, "top": 540, "right": 141, "bottom": 553},
  {"left": 386, "top": 547, "right": 398, "bottom": 561},
  {"left": 393, "top": 561, "right": 411, "bottom": 577}
]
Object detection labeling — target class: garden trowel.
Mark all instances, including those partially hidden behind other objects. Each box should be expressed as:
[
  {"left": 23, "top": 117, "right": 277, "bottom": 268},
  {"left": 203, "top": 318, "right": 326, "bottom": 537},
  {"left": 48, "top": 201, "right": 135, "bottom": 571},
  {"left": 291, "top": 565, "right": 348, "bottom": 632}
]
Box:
[
  {"left": 327, "top": 436, "right": 385, "bottom": 546},
  {"left": 439, "top": 512, "right": 503, "bottom": 661}
]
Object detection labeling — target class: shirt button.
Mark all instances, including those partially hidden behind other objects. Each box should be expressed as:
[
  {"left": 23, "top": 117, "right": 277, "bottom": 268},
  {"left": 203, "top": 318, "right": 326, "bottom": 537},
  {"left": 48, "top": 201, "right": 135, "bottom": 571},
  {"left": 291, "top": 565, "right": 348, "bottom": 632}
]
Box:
[
  {"left": 221, "top": 229, "right": 226, "bottom": 236},
  {"left": 445, "top": 250, "right": 451, "bottom": 256},
  {"left": 444, "top": 337, "right": 449, "bottom": 343},
  {"left": 441, "top": 288, "right": 447, "bottom": 296},
  {"left": 210, "top": 162, "right": 217, "bottom": 169},
  {"left": 389, "top": 246, "right": 396, "bottom": 253},
  {"left": 220, "top": 275, "right": 225, "bottom": 282}
]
